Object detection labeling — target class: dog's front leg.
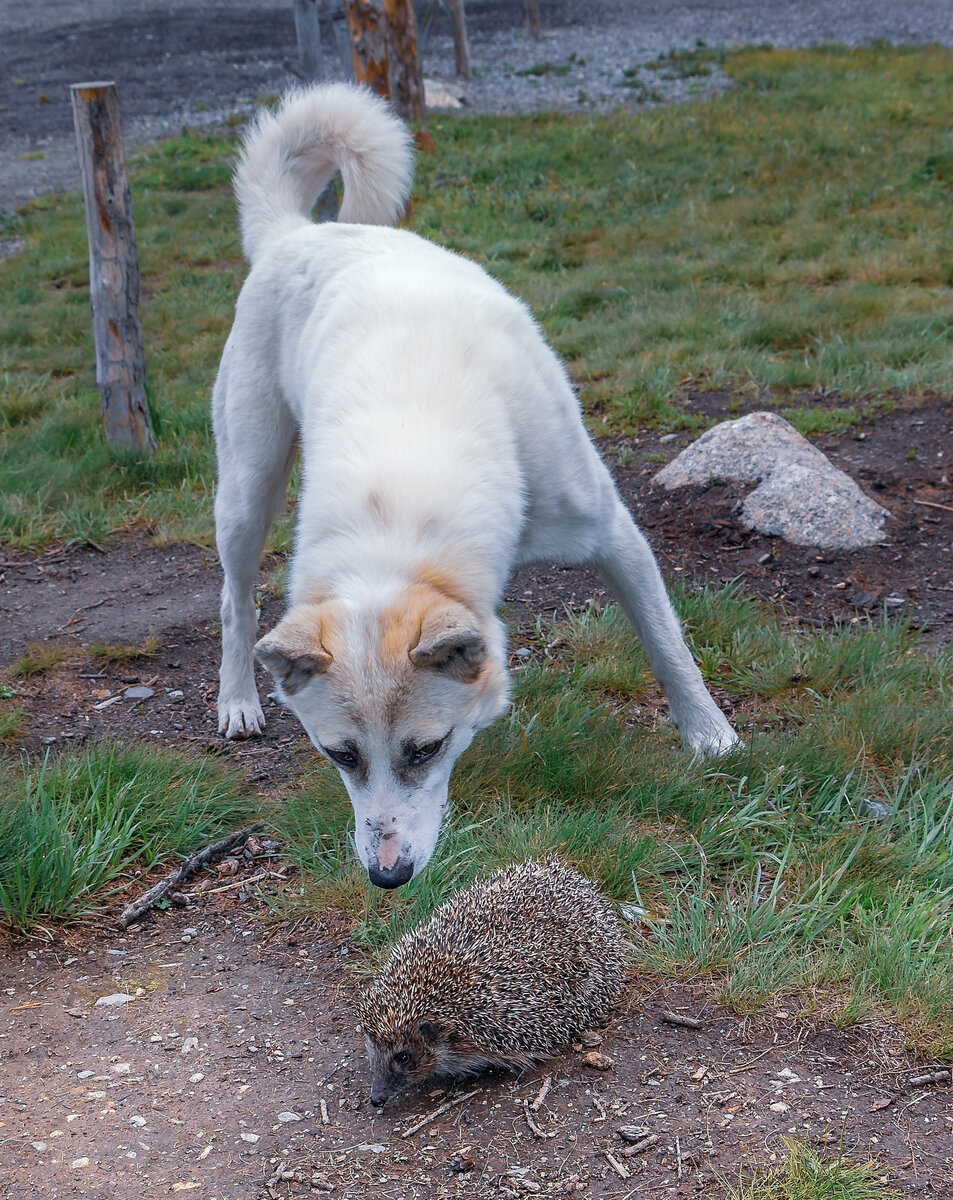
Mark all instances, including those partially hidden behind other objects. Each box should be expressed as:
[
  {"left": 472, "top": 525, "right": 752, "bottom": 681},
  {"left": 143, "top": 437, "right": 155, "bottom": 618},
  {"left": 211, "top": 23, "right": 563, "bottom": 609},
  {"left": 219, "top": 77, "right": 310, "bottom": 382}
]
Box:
[{"left": 592, "top": 500, "right": 738, "bottom": 756}]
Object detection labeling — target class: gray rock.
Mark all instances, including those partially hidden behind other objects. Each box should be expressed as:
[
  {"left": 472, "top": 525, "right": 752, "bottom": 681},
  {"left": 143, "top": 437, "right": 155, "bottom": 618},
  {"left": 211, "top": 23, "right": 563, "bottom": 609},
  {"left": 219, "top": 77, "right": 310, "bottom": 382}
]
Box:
[{"left": 653, "top": 411, "right": 889, "bottom": 550}]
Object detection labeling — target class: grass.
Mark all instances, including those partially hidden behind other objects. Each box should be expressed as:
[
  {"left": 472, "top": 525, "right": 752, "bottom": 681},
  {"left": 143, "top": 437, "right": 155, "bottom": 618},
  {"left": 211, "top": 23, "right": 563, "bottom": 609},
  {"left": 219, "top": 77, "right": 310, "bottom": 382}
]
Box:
[
  {"left": 267, "top": 589, "right": 953, "bottom": 1056},
  {"left": 12, "top": 642, "right": 68, "bottom": 677},
  {"left": 0, "top": 742, "right": 259, "bottom": 929},
  {"left": 721, "top": 1138, "right": 902, "bottom": 1199},
  {"left": 3, "top": 45, "right": 953, "bottom": 543},
  {"left": 87, "top": 635, "right": 160, "bottom": 665}
]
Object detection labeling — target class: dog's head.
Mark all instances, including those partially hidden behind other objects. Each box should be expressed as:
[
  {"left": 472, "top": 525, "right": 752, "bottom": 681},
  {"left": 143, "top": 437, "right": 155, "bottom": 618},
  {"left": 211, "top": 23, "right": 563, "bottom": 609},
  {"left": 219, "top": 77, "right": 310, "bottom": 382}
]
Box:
[{"left": 255, "top": 582, "right": 509, "bottom": 888}]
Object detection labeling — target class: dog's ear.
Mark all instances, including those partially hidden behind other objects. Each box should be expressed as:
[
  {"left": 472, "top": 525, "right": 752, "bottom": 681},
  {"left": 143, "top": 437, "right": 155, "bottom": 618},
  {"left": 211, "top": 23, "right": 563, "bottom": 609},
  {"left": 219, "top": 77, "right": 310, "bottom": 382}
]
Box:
[
  {"left": 255, "top": 606, "right": 332, "bottom": 694},
  {"left": 410, "top": 604, "right": 486, "bottom": 683}
]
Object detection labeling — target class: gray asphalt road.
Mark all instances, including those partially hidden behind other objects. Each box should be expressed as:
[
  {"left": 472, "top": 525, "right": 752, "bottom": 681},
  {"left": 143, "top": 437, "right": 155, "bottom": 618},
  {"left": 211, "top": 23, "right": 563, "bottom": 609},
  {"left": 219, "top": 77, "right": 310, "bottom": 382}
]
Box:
[{"left": 2, "top": 0, "right": 953, "bottom": 214}]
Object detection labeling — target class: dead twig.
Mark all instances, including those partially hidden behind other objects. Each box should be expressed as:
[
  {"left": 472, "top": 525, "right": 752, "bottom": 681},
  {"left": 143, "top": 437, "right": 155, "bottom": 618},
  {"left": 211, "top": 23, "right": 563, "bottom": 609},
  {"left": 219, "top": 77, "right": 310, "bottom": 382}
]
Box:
[
  {"left": 530, "top": 1073, "right": 552, "bottom": 1113},
  {"left": 913, "top": 498, "right": 953, "bottom": 514},
  {"left": 523, "top": 1101, "right": 556, "bottom": 1139},
  {"left": 118, "top": 825, "right": 263, "bottom": 927},
  {"left": 202, "top": 870, "right": 286, "bottom": 896},
  {"left": 319, "top": 1098, "right": 329, "bottom": 1125},
  {"left": 400, "top": 1088, "right": 480, "bottom": 1139},
  {"left": 619, "top": 1133, "right": 659, "bottom": 1158},
  {"left": 603, "top": 1149, "right": 630, "bottom": 1179},
  {"left": 660, "top": 1011, "right": 705, "bottom": 1030},
  {"left": 907, "top": 1069, "right": 951, "bottom": 1087}
]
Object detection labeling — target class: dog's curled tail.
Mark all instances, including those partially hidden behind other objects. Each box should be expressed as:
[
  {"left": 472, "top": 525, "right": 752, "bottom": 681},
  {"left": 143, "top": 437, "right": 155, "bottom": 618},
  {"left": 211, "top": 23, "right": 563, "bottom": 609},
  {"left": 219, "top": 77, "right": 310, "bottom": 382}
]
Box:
[{"left": 234, "top": 84, "right": 415, "bottom": 266}]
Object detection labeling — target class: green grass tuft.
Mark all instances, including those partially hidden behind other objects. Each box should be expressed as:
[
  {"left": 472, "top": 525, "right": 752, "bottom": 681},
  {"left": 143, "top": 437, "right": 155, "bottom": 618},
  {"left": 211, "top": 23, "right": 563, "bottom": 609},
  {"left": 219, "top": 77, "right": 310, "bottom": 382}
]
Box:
[
  {"left": 12, "top": 642, "right": 68, "bottom": 677},
  {"left": 721, "top": 1137, "right": 902, "bottom": 1200},
  {"left": 0, "top": 743, "right": 259, "bottom": 928}
]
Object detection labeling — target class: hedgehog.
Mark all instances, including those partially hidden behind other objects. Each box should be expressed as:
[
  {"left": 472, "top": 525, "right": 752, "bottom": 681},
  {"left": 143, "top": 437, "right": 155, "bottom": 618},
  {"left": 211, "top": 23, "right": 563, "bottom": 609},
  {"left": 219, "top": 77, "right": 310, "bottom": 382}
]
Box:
[{"left": 358, "top": 857, "right": 631, "bottom": 1106}]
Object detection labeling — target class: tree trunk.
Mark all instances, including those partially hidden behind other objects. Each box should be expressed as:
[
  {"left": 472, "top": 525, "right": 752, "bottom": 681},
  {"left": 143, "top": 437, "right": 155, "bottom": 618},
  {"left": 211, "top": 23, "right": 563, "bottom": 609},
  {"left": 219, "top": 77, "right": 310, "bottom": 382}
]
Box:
[
  {"left": 345, "top": 0, "right": 424, "bottom": 121},
  {"left": 447, "top": 0, "right": 471, "bottom": 80},
  {"left": 70, "top": 81, "right": 155, "bottom": 453},
  {"left": 525, "top": 0, "right": 540, "bottom": 41},
  {"left": 293, "top": 0, "right": 324, "bottom": 79}
]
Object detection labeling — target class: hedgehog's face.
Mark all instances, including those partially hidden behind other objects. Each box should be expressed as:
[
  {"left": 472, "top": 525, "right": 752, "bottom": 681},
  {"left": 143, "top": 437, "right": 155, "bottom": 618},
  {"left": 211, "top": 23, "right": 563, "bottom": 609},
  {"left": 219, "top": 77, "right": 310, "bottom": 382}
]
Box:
[
  {"left": 256, "top": 586, "right": 510, "bottom": 889},
  {"left": 365, "top": 1022, "right": 443, "bottom": 1107}
]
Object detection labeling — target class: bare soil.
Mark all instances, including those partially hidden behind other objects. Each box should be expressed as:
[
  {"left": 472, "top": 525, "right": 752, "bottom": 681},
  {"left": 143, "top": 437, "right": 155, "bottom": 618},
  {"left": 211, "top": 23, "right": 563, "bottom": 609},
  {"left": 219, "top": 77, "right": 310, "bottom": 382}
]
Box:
[{"left": 2, "top": 393, "right": 953, "bottom": 1197}]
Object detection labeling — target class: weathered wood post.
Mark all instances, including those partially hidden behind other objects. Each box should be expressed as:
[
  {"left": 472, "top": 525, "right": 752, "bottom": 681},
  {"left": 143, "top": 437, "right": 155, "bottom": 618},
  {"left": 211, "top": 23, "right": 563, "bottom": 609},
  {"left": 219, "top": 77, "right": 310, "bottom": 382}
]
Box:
[
  {"left": 525, "top": 0, "right": 541, "bottom": 41},
  {"left": 344, "top": 0, "right": 424, "bottom": 121},
  {"left": 447, "top": 0, "right": 471, "bottom": 80},
  {"left": 293, "top": 0, "right": 325, "bottom": 79},
  {"left": 70, "top": 81, "right": 155, "bottom": 453}
]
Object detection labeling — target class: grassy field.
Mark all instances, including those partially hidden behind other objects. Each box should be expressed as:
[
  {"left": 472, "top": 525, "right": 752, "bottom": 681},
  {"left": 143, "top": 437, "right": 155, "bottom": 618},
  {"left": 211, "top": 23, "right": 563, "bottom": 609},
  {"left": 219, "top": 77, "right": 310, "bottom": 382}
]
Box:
[{"left": 2, "top": 44, "right": 953, "bottom": 546}]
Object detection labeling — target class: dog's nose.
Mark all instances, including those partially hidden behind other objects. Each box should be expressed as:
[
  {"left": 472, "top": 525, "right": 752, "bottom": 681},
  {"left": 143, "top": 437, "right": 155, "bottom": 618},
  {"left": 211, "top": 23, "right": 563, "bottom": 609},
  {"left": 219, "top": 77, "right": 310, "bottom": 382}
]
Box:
[{"left": 368, "top": 857, "right": 414, "bottom": 889}]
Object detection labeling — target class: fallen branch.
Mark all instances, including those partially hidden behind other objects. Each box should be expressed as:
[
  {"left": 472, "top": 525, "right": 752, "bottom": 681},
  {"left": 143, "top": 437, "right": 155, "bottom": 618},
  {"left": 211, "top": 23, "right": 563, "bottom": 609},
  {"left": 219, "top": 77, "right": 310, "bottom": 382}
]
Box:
[
  {"left": 913, "top": 498, "right": 953, "bottom": 514},
  {"left": 603, "top": 1149, "right": 630, "bottom": 1179},
  {"left": 907, "top": 1069, "right": 951, "bottom": 1087},
  {"left": 661, "top": 1011, "right": 705, "bottom": 1030},
  {"left": 118, "top": 825, "right": 263, "bottom": 927},
  {"left": 400, "top": 1088, "right": 480, "bottom": 1139},
  {"left": 530, "top": 1074, "right": 552, "bottom": 1113},
  {"left": 523, "top": 1101, "right": 556, "bottom": 1139},
  {"left": 619, "top": 1133, "right": 659, "bottom": 1158}
]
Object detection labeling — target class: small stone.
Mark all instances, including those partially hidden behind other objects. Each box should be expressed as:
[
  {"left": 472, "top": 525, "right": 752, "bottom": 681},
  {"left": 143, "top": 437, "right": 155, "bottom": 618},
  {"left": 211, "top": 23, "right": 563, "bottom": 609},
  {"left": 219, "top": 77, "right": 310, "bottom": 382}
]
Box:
[
  {"left": 71, "top": 1157, "right": 90, "bottom": 1168},
  {"left": 180, "top": 1036, "right": 199, "bottom": 1054},
  {"left": 659, "top": 432, "right": 679, "bottom": 443},
  {"left": 189, "top": 1072, "right": 205, "bottom": 1083},
  {"left": 617, "top": 1125, "right": 649, "bottom": 1143},
  {"left": 77, "top": 1070, "right": 95, "bottom": 1080},
  {"left": 580, "top": 1051, "right": 614, "bottom": 1071},
  {"left": 449, "top": 1153, "right": 475, "bottom": 1174},
  {"left": 579, "top": 1031, "right": 602, "bottom": 1048},
  {"left": 277, "top": 1111, "right": 302, "bottom": 1123},
  {"left": 123, "top": 686, "right": 155, "bottom": 699},
  {"left": 31, "top": 1141, "right": 47, "bottom": 1151},
  {"left": 239, "top": 1132, "right": 260, "bottom": 1143},
  {"left": 129, "top": 1115, "right": 147, "bottom": 1127},
  {"left": 41, "top": 736, "right": 57, "bottom": 745},
  {"left": 94, "top": 992, "right": 134, "bottom": 1008}
]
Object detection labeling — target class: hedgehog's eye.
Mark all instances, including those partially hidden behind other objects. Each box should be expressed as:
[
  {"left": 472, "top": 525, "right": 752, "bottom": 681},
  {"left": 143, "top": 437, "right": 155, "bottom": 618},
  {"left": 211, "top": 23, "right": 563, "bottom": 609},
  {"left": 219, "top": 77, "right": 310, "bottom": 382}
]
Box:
[
  {"left": 394, "top": 1050, "right": 412, "bottom": 1067},
  {"left": 325, "top": 744, "right": 360, "bottom": 769},
  {"left": 409, "top": 736, "right": 446, "bottom": 766}
]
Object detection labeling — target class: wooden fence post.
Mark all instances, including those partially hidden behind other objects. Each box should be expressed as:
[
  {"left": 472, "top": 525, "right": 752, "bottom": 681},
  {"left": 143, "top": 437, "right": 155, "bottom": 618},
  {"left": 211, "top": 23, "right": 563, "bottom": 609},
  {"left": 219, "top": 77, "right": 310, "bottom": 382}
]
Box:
[
  {"left": 447, "top": 0, "right": 471, "bottom": 80},
  {"left": 525, "top": 0, "right": 540, "bottom": 41},
  {"left": 70, "top": 81, "right": 155, "bottom": 453},
  {"left": 293, "top": 0, "right": 324, "bottom": 79},
  {"left": 345, "top": 0, "right": 424, "bottom": 121}
]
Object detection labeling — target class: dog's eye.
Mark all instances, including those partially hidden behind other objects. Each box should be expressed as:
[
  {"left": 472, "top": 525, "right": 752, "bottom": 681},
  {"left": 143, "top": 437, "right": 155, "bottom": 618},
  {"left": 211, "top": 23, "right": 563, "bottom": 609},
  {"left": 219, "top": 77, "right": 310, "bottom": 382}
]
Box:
[
  {"left": 394, "top": 1050, "right": 412, "bottom": 1067},
  {"left": 325, "top": 745, "right": 359, "bottom": 769},
  {"left": 410, "top": 737, "right": 445, "bottom": 765}
]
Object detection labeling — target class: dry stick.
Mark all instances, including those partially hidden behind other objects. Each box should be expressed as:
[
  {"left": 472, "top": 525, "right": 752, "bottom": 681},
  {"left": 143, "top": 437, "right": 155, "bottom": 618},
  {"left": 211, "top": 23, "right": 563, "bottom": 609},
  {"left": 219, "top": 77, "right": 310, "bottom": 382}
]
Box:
[
  {"left": 118, "top": 825, "right": 263, "bottom": 927},
  {"left": 913, "top": 498, "right": 953, "bottom": 514},
  {"left": 660, "top": 1011, "right": 705, "bottom": 1030},
  {"left": 907, "top": 1069, "right": 951, "bottom": 1087},
  {"left": 619, "top": 1133, "right": 660, "bottom": 1158},
  {"left": 530, "top": 1074, "right": 553, "bottom": 1113},
  {"left": 603, "top": 1150, "right": 630, "bottom": 1180},
  {"left": 523, "top": 1101, "right": 557, "bottom": 1139},
  {"left": 400, "top": 1088, "right": 480, "bottom": 1140}
]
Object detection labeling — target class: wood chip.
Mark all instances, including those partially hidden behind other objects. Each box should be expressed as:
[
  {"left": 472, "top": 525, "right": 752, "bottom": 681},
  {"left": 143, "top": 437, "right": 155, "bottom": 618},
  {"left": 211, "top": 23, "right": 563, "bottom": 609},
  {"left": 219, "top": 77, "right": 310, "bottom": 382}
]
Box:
[
  {"left": 529, "top": 1074, "right": 552, "bottom": 1113},
  {"left": 619, "top": 1133, "right": 659, "bottom": 1158}
]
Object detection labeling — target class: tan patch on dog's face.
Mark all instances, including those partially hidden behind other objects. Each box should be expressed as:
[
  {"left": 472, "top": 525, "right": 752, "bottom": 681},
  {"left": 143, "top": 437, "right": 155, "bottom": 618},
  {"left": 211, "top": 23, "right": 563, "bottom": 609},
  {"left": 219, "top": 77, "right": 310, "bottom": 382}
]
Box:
[{"left": 378, "top": 583, "right": 444, "bottom": 673}]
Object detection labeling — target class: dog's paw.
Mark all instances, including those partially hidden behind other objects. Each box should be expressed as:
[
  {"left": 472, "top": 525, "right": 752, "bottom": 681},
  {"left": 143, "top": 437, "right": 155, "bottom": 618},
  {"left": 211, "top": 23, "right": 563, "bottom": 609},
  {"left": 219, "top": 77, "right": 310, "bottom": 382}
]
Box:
[
  {"left": 218, "top": 698, "right": 266, "bottom": 740},
  {"left": 677, "top": 708, "right": 740, "bottom": 758}
]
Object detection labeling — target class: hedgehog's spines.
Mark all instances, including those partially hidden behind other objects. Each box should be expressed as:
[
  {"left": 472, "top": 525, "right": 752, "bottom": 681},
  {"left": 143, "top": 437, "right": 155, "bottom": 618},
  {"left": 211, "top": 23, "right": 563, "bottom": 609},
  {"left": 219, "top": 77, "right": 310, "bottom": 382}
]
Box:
[{"left": 360, "top": 858, "right": 631, "bottom": 1103}]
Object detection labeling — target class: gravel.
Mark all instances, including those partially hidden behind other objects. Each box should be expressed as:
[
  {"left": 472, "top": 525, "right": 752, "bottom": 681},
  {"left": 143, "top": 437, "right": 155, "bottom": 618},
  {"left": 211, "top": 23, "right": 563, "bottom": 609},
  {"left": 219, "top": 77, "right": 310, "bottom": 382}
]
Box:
[{"left": 2, "top": 0, "right": 953, "bottom": 214}]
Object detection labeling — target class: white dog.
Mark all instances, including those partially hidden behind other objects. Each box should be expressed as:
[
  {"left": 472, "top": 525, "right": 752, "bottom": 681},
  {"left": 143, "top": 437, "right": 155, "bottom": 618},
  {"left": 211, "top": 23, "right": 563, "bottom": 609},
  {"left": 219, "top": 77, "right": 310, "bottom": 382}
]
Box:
[{"left": 213, "top": 84, "right": 737, "bottom": 888}]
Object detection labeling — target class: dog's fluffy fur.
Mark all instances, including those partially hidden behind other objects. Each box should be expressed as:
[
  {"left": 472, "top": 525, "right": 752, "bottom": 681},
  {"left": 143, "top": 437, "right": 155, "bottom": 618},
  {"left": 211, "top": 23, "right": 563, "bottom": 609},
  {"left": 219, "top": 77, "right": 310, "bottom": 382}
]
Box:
[{"left": 214, "top": 84, "right": 737, "bottom": 888}]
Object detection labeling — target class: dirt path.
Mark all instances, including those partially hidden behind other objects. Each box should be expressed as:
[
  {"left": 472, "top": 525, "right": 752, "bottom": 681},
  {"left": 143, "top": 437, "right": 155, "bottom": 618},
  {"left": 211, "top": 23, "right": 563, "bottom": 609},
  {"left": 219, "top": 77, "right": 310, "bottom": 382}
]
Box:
[{"left": 3, "top": 894, "right": 951, "bottom": 1199}]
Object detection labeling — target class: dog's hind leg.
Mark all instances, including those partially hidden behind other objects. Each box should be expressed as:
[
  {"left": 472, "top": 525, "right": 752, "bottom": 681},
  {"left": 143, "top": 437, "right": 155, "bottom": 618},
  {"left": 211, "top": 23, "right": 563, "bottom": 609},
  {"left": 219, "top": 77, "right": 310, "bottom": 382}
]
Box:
[
  {"left": 213, "top": 371, "right": 297, "bottom": 740},
  {"left": 590, "top": 499, "right": 739, "bottom": 757}
]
